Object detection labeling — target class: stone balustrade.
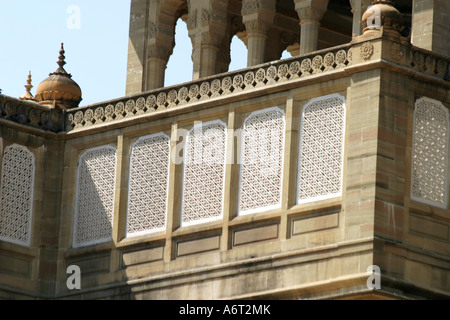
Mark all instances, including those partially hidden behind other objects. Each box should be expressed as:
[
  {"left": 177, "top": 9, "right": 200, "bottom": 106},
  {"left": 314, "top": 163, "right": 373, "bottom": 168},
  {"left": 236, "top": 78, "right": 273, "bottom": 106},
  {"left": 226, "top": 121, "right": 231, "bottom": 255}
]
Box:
[
  {"left": 1, "top": 37, "right": 449, "bottom": 135},
  {"left": 0, "top": 95, "right": 64, "bottom": 133},
  {"left": 65, "top": 42, "right": 354, "bottom": 132}
]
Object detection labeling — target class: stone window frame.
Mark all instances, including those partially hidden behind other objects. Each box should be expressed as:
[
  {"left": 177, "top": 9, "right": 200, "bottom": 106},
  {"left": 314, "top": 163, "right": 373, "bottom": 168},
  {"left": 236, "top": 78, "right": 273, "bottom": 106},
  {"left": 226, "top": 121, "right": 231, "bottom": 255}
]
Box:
[
  {"left": 0, "top": 143, "right": 35, "bottom": 247},
  {"left": 180, "top": 119, "right": 228, "bottom": 228},
  {"left": 410, "top": 96, "right": 450, "bottom": 209},
  {"left": 297, "top": 93, "right": 347, "bottom": 204},
  {"left": 73, "top": 145, "right": 117, "bottom": 248},
  {"left": 126, "top": 132, "right": 171, "bottom": 238},
  {"left": 237, "top": 106, "right": 286, "bottom": 216}
]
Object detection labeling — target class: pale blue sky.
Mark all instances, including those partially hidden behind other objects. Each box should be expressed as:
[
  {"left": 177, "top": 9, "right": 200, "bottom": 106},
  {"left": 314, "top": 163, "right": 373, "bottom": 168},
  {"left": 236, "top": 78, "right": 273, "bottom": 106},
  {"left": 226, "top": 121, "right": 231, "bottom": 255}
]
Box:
[{"left": 0, "top": 1, "right": 286, "bottom": 106}]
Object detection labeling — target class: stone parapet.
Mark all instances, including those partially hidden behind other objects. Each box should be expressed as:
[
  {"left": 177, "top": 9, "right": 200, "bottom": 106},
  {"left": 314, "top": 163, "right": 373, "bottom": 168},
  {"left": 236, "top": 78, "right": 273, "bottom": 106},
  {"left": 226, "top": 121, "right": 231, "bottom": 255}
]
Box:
[
  {"left": 0, "top": 95, "right": 64, "bottom": 134},
  {"left": 64, "top": 41, "right": 354, "bottom": 133},
  {"left": 2, "top": 36, "right": 450, "bottom": 138}
]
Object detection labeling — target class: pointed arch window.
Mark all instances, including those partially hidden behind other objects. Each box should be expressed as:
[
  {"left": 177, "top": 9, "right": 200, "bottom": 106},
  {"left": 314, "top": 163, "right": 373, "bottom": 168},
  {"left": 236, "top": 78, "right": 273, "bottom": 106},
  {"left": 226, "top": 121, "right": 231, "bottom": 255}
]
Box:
[
  {"left": 411, "top": 97, "right": 449, "bottom": 208},
  {"left": 0, "top": 144, "right": 35, "bottom": 246},
  {"left": 74, "top": 146, "right": 117, "bottom": 247}
]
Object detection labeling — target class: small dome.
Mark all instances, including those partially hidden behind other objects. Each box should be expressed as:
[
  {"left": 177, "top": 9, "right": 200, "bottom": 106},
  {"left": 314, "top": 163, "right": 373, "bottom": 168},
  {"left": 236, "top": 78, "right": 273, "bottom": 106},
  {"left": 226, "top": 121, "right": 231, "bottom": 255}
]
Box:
[
  {"left": 35, "top": 43, "right": 82, "bottom": 109},
  {"left": 361, "top": 0, "right": 403, "bottom": 34}
]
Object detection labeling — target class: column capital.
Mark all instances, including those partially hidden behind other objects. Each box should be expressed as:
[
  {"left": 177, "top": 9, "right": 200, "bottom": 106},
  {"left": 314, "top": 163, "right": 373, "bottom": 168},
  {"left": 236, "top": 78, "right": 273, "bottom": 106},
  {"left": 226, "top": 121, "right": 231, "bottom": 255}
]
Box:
[
  {"left": 294, "top": 0, "right": 329, "bottom": 23},
  {"left": 241, "top": 0, "right": 276, "bottom": 34}
]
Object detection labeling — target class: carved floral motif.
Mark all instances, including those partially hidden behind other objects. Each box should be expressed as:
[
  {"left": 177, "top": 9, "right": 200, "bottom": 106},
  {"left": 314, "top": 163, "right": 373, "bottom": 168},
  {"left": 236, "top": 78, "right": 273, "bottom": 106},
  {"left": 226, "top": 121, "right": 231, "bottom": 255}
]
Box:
[{"left": 360, "top": 41, "right": 374, "bottom": 61}]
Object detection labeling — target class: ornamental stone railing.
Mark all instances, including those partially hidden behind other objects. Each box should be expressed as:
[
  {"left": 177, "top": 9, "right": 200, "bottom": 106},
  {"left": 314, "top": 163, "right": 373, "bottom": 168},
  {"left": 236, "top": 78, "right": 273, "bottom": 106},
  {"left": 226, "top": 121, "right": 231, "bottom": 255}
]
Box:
[
  {"left": 0, "top": 95, "right": 64, "bottom": 133},
  {"left": 407, "top": 45, "right": 450, "bottom": 78},
  {"left": 63, "top": 42, "right": 354, "bottom": 132},
  {"left": 1, "top": 36, "right": 449, "bottom": 135}
]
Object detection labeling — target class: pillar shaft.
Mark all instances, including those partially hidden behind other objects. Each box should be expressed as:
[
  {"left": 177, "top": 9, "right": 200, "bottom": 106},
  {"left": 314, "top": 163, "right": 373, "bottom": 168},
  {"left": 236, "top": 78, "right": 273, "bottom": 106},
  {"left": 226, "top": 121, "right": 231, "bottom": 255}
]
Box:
[
  {"left": 145, "top": 57, "right": 166, "bottom": 91},
  {"left": 126, "top": 0, "right": 150, "bottom": 95},
  {"left": 246, "top": 32, "right": 267, "bottom": 66},
  {"left": 294, "top": 0, "right": 329, "bottom": 55},
  {"left": 299, "top": 20, "right": 321, "bottom": 54},
  {"left": 241, "top": 0, "right": 276, "bottom": 67},
  {"left": 188, "top": 0, "right": 229, "bottom": 80},
  {"left": 126, "top": 0, "right": 177, "bottom": 93},
  {"left": 199, "top": 43, "right": 221, "bottom": 78},
  {"left": 145, "top": 40, "right": 173, "bottom": 90}
]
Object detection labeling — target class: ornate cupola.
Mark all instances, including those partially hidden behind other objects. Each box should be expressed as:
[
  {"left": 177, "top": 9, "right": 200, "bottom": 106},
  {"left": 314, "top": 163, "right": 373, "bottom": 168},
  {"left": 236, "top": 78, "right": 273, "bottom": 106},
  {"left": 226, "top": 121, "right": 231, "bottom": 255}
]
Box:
[
  {"left": 35, "top": 43, "right": 82, "bottom": 109},
  {"left": 361, "top": 0, "right": 403, "bottom": 37},
  {"left": 19, "top": 71, "right": 36, "bottom": 102}
]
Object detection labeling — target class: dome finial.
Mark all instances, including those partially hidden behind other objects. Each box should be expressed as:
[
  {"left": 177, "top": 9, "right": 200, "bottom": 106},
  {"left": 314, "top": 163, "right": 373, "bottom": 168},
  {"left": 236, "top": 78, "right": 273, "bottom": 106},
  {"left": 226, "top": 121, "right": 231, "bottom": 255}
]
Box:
[
  {"left": 19, "top": 71, "right": 36, "bottom": 101},
  {"left": 58, "top": 43, "right": 66, "bottom": 69},
  {"left": 25, "top": 71, "right": 33, "bottom": 92},
  {"left": 52, "top": 43, "right": 72, "bottom": 78}
]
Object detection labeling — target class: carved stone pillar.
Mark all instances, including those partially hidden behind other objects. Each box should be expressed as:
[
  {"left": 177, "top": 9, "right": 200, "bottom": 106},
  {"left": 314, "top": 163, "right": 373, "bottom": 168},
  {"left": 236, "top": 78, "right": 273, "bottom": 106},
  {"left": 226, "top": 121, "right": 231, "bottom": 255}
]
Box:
[
  {"left": 126, "top": 0, "right": 150, "bottom": 95},
  {"left": 146, "top": 42, "right": 173, "bottom": 90},
  {"left": 126, "top": 0, "right": 178, "bottom": 93},
  {"left": 188, "top": 0, "right": 229, "bottom": 80},
  {"left": 349, "top": 0, "right": 373, "bottom": 37},
  {"left": 294, "top": 0, "right": 329, "bottom": 55},
  {"left": 241, "top": 0, "right": 276, "bottom": 66}
]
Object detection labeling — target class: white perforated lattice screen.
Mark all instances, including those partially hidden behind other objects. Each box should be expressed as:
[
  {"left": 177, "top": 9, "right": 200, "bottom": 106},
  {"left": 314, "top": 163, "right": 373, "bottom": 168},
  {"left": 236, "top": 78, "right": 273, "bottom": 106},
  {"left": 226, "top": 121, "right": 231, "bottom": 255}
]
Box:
[
  {"left": 127, "top": 133, "right": 170, "bottom": 236},
  {"left": 0, "top": 144, "right": 35, "bottom": 246},
  {"left": 74, "top": 146, "right": 117, "bottom": 247},
  {"left": 298, "top": 94, "right": 346, "bottom": 203},
  {"left": 239, "top": 107, "right": 285, "bottom": 214},
  {"left": 181, "top": 121, "right": 227, "bottom": 226},
  {"left": 411, "top": 97, "right": 449, "bottom": 208}
]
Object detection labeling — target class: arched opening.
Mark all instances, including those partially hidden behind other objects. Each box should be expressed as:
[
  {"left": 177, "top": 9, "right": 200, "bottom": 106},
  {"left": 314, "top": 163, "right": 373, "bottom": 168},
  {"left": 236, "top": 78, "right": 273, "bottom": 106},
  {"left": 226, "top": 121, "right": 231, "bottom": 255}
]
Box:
[
  {"left": 228, "top": 35, "right": 247, "bottom": 72},
  {"left": 165, "top": 18, "right": 193, "bottom": 87}
]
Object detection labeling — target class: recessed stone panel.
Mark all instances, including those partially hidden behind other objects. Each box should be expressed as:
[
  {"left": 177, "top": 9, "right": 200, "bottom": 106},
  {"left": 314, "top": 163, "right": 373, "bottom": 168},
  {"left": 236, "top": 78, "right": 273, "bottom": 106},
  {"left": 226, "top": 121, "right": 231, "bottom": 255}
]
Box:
[
  {"left": 409, "top": 214, "right": 449, "bottom": 241},
  {"left": 68, "top": 254, "right": 110, "bottom": 276},
  {"left": 121, "top": 246, "right": 164, "bottom": 268},
  {"left": 291, "top": 212, "right": 339, "bottom": 236},
  {"left": 233, "top": 224, "right": 279, "bottom": 246},
  {"left": 0, "top": 253, "right": 31, "bottom": 277},
  {"left": 176, "top": 235, "right": 220, "bottom": 257}
]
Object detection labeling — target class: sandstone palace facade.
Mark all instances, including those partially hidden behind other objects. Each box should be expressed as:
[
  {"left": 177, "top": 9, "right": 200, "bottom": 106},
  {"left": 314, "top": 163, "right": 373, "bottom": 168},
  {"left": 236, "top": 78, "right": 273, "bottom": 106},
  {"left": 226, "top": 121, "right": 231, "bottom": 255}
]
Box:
[{"left": 0, "top": 0, "right": 449, "bottom": 299}]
